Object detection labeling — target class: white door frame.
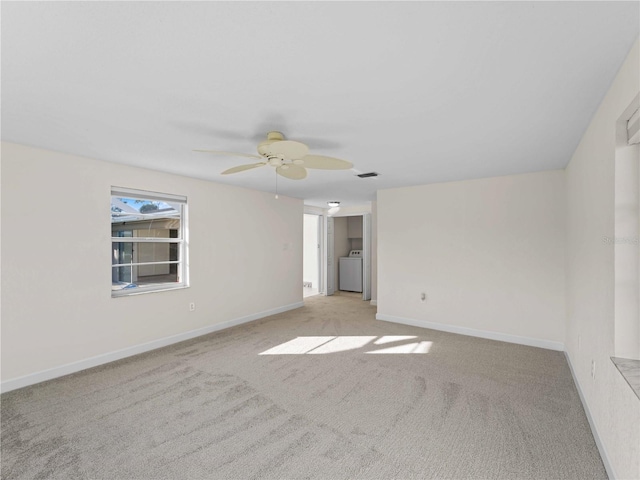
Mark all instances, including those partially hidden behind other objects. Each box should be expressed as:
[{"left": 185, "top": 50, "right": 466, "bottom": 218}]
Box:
[
  {"left": 323, "top": 205, "right": 372, "bottom": 299},
  {"left": 304, "top": 206, "right": 327, "bottom": 295},
  {"left": 362, "top": 213, "right": 372, "bottom": 301},
  {"left": 324, "top": 215, "right": 335, "bottom": 295},
  {"left": 303, "top": 213, "right": 322, "bottom": 293}
]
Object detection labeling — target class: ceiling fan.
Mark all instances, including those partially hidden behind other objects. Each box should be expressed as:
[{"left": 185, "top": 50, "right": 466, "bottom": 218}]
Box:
[{"left": 194, "top": 131, "right": 353, "bottom": 180}]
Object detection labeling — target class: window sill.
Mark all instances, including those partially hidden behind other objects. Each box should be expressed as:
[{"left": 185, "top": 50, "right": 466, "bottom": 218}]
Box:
[
  {"left": 111, "top": 284, "right": 189, "bottom": 298},
  {"left": 611, "top": 357, "right": 640, "bottom": 400}
]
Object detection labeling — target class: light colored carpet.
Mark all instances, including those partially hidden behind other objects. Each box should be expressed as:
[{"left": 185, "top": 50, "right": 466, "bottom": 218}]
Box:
[{"left": 1, "top": 292, "right": 606, "bottom": 479}]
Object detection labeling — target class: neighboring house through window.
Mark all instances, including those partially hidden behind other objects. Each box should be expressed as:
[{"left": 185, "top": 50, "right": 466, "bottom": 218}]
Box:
[{"left": 111, "top": 187, "right": 188, "bottom": 296}]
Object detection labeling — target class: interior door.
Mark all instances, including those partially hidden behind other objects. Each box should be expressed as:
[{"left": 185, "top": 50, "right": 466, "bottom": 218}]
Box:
[
  {"left": 362, "top": 213, "right": 371, "bottom": 301},
  {"left": 325, "top": 216, "right": 335, "bottom": 295}
]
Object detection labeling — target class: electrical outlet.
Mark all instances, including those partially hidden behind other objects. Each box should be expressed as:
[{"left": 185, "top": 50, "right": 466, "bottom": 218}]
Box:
[
  {"left": 189, "top": 302, "right": 196, "bottom": 312},
  {"left": 591, "top": 360, "right": 596, "bottom": 380},
  {"left": 420, "top": 292, "right": 427, "bottom": 302}
]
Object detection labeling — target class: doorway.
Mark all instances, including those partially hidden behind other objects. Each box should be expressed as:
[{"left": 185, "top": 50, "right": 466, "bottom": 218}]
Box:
[
  {"left": 331, "top": 214, "right": 371, "bottom": 301},
  {"left": 303, "top": 214, "right": 321, "bottom": 297}
]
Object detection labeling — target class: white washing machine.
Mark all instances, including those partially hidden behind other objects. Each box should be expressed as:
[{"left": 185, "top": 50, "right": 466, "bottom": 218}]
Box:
[{"left": 339, "top": 250, "right": 363, "bottom": 292}]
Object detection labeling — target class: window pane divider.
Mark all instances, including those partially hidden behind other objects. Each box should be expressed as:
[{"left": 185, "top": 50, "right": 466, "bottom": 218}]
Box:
[
  {"left": 111, "top": 237, "right": 183, "bottom": 243},
  {"left": 112, "top": 260, "right": 181, "bottom": 268}
]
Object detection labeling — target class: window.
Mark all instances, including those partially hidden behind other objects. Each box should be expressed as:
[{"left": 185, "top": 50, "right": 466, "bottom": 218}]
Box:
[{"left": 111, "top": 187, "right": 188, "bottom": 296}]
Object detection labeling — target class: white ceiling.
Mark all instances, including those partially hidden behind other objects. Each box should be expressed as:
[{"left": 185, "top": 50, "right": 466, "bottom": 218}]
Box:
[{"left": 2, "top": 2, "right": 638, "bottom": 208}]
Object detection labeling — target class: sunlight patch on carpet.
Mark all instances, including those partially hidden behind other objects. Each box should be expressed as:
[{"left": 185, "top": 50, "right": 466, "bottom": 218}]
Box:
[
  {"left": 259, "top": 336, "right": 432, "bottom": 355},
  {"left": 365, "top": 341, "right": 432, "bottom": 354},
  {"left": 374, "top": 335, "right": 417, "bottom": 345}
]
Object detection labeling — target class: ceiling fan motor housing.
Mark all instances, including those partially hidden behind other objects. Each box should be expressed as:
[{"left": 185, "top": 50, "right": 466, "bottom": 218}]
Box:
[{"left": 258, "top": 131, "right": 285, "bottom": 156}]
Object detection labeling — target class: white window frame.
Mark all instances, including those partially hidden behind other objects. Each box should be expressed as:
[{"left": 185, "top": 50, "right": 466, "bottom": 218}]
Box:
[{"left": 111, "top": 187, "right": 189, "bottom": 297}]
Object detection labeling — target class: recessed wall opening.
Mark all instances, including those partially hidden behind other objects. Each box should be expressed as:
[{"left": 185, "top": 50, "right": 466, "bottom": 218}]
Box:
[
  {"left": 334, "top": 215, "right": 363, "bottom": 293},
  {"left": 329, "top": 213, "right": 372, "bottom": 301}
]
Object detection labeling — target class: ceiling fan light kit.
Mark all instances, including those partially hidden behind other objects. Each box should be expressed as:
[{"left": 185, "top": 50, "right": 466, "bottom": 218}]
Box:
[{"left": 195, "top": 131, "right": 353, "bottom": 181}]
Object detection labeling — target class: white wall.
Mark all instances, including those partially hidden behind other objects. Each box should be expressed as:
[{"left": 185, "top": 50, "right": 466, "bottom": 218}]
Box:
[
  {"left": 332, "top": 204, "right": 371, "bottom": 216},
  {"left": 1, "top": 142, "right": 303, "bottom": 385},
  {"left": 377, "top": 170, "right": 566, "bottom": 348},
  {"left": 565, "top": 39, "right": 639, "bottom": 480}
]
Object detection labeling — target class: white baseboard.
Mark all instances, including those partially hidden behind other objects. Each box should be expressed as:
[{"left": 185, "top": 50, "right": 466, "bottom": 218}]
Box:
[
  {"left": 370, "top": 300, "right": 377, "bottom": 306},
  {"left": 564, "top": 352, "right": 616, "bottom": 480},
  {"left": 375, "top": 313, "right": 565, "bottom": 351},
  {"left": 1, "top": 302, "right": 304, "bottom": 394}
]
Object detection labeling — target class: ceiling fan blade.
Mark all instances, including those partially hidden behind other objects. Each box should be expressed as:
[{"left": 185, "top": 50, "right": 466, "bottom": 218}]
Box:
[
  {"left": 265, "top": 140, "right": 309, "bottom": 160},
  {"left": 221, "top": 163, "right": 266, "bottom": 175},
  {"left": 276, "top": 165, "right": 307, "bottom": 180},
  {"left": 299, "top": 154, "right": 353, "bottom": 170},
  {"left": 193, "top": 149, "right": 262, "bottom": 160}
]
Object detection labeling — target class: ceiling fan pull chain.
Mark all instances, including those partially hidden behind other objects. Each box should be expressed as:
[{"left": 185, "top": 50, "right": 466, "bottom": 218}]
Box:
[{"left": 275, "top": 168, "right": 279, "bottom": 199}]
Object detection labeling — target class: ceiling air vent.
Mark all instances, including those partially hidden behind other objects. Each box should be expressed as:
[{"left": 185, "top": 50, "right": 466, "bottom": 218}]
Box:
[{"left": 356, "top": 172, "right": 380, "bottom": 178}]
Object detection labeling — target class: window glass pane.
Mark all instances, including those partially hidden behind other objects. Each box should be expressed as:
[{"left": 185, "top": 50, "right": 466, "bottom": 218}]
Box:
[
  {"left": 112, "top": 241, "right": 181, "bottom": 289},
  {"left": 112, "top": 242, "right": 180, "bottom": 265},
  {"left": 112, "top": 266, "right": 179, "bottom": 291},
  {"left": 111, "top": 196, "right": 181, "bottom": 237}
]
